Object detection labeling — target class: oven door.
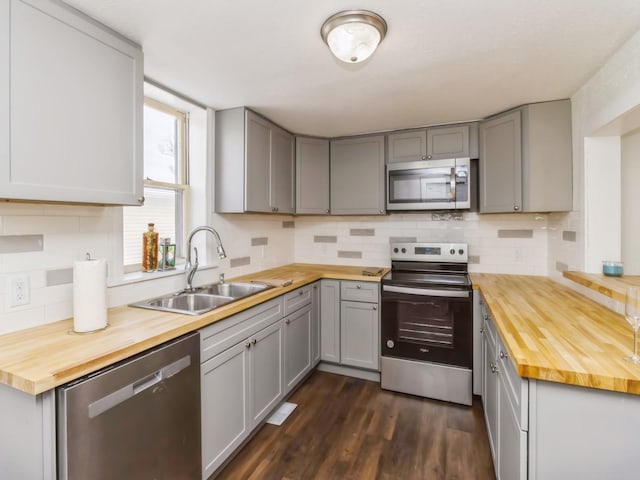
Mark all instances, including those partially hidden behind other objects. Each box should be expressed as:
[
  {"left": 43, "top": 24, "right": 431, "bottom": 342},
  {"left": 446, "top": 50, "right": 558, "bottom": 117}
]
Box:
[{"left": 381, "top": 284, "right": 472, "bottom": 368}]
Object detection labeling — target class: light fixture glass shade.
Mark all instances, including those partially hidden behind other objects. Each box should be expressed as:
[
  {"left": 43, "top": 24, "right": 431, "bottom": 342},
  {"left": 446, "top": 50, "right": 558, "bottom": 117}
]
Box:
[{"left": 321, "top": 10, "right": 387, "bottom": 64}]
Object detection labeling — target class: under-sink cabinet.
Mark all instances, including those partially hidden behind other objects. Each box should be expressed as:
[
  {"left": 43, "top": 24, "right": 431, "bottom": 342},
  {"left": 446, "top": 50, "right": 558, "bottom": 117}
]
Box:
[
  {"left": 200, "top": 298, "right": 285, "bottom": 479},
  {"left": 1, "top": 0, "right": 143, "bottom": 205}
]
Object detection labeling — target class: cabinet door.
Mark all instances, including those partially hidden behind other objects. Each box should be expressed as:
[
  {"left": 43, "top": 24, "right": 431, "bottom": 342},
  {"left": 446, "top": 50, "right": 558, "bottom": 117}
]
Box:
[
  {"left": 245, "top": 110, "right": 272, "bottom": 212},
  {"left": 498, "top": 379, "right": 527, "bottom": 480},
  {"left": 479, "top": 110, "right": 522, "bottom": 213},
  {"left": 296, "top": 137, "right": 330, "bottom": 214},
  {"left": 201, "top": 342, "right": 250, "bottom": 479},
  {"left": 270, "top": 125, "right": 294, "bottom": 213},
  {"left": 284, "top": 304, "right": 312, "bottom": 393},
  {"left": 2, "top": 0, "right": 143, "bottom": 205},
  {"left": 249, "top": 319, "right": 284, "bottom": 426},
  {"left": 320, "top": 280, "right": 341, "bottom": 363},
  {"left": 340, "top": 300, "right": 379, "bottom": 371},
  {"left": 427, "top": 125, "right": 470, "bottom": 160},
  {"left": 330, "top": 135, "right": 385, "bottom": 215},
  {"left": 483, "top": 331, "right": 499, "bottom": 465},
  {"left": 387, "top": 129, "right": 426, "bottom": 164},
  {"left": 311, "top": 282, "right": 321, "bottom": 366}
]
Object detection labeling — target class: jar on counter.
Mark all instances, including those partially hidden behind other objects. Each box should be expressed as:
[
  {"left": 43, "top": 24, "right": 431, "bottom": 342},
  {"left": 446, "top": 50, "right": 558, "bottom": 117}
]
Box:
[
  {"left": 602, "top": 261, "right": 623, "bottom": 277},
  {"left": 142, "top": 223, "right": 159, "bottom": 272}
]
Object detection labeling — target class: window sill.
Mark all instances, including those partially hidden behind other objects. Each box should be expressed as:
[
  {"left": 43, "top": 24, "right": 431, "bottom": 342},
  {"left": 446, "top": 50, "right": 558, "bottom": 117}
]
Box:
[{"left": 108, "top": 264, "right": 219, "bottom": 287}]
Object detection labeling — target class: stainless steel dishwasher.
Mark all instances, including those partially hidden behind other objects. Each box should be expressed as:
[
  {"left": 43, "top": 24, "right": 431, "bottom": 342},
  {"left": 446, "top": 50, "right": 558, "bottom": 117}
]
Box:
[{"left": 57, "top": 332, "right": 201, "bottom": 480}]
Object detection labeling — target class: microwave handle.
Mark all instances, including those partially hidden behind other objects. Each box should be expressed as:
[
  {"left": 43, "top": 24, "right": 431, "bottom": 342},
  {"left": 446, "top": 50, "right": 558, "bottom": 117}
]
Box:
[{"left": 450, "top": 167, "right": 456, "bottom": 201}]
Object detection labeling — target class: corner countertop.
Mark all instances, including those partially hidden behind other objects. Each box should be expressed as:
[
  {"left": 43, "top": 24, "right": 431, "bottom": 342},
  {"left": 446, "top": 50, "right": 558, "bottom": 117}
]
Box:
[
  {"left": 562, "top": 270, "right": 640, "bottom": 304},
  {"left": 471, "top": 273, "right": 640, "bottom": 395},
  {"left": 0, "top": 263, "right": 388, "bottom": 396}
]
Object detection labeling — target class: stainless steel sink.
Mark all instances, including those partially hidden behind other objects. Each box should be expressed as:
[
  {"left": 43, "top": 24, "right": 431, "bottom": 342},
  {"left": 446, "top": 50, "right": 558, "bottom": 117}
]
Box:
[
  {"left": 193, "top": 282, "right": 269, "bottom": 298},
  {"left": 129, "top": 282, "right": 273, "bottom": 315}
]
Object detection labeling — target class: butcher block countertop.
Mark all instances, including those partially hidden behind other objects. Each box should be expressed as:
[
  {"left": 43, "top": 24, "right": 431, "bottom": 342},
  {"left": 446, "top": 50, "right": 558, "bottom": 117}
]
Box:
[
  {"left": 562, "top": 270, "right": 640, "bottom": 304},
  {"left": 471, "top": 273, "right": 640, "bottom": 395},
  {"left": 0, "top": 263, "right": 388, "bottom": 396}
]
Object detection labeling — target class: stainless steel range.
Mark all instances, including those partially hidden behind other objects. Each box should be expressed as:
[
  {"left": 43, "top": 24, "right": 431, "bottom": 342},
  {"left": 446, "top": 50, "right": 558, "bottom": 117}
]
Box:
[{"left": 380, "top": 242, "right": 472, "bottom": 406}]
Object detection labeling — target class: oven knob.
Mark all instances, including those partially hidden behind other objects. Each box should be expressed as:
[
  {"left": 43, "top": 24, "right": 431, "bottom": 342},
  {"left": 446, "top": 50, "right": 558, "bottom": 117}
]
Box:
[
  {"left": 386, "top": 340, "right": 395, "bottom": 349},
  {"left": 450, "top": 248, "right": 455, "bottom": 255},
  {"left": 458, "top": 249, "right": 464, "bottom": 255},
  {"left": 401, "top": 248, "right": 406, "bottom": 254},
  {"left": 393, "top": 248, "right": 399, "bottom": 253}
]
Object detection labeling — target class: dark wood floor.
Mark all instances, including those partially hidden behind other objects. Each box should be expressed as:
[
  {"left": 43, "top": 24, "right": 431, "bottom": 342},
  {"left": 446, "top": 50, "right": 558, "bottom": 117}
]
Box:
[{"left": 216, "top": 371, "right": 496, "bottom": 480}]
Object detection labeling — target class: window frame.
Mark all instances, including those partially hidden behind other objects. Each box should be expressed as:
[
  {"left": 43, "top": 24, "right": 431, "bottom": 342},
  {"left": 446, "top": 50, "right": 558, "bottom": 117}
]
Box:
[{"left": 122, "top": 97, "right": 190, "bottom": 272}]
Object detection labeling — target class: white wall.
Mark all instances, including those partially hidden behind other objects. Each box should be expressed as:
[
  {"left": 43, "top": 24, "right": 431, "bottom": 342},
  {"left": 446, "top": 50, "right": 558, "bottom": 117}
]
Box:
[
  {"left": 550, "top": 28, "right": 640, "bottom": 278},
  {"left": 621, "top": 128, "right": 640, "bottom": 274}
]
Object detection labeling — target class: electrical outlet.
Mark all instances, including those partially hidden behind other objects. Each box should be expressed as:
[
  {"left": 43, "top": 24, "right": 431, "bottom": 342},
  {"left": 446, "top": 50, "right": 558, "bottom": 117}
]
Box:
[{"left": 9, "top": 275, "right": 30, "bottom": 307}]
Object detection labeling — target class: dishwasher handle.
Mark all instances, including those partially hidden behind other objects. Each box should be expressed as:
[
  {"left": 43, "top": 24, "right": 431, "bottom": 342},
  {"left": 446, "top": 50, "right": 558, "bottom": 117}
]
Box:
[{"left": 88, "top": 354, "right": 191, "bottom": 419}]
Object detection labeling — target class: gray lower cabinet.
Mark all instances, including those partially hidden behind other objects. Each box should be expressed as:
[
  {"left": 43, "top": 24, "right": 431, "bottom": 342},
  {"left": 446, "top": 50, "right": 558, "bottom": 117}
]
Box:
[
  {"left": 284, "top": 304, "right": 312, "bottom": 393},
  {"left": 330, "top": 135, "right": 385, "bottom": 215},
  {"left": 215, "top": 108, "right": 294, "bottom": 214},
  {"left": 481, "top": 299, "right": 528, "bottom": 480},
  {"left": 320, "top": 279, "right": 341, "bottom": 362},
  {"left": 1, "top": 0, "right": 143, "bottom": 205},
  {"left": 479, "top": 99, "right": 572, "bottom": 213},
  {"left": 340, "top": 300, "right": 379, "bottom": 370},
  {"left": 200, "top": 298, "right": 285, "bottom": 479},
  {"left": 311, "top": 282, "right": 321, "bottom": 366},
  {"left": 295, "top": 137, "right": 330, "bottom": 214}
]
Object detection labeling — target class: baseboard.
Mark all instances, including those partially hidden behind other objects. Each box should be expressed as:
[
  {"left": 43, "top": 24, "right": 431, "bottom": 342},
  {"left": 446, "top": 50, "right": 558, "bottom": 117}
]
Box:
[{"left": 316, "top": 362, "right": 381, "bottom": 382}]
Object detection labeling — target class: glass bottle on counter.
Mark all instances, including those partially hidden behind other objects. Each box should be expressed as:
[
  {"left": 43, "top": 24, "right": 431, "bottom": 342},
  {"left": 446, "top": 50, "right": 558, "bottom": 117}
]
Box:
[{"left": 142, "top": 223, "right": 159, "bottom": 272}]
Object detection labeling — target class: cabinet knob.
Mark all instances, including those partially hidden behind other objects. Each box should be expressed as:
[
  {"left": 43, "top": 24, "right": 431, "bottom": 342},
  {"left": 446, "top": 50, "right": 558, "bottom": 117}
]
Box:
[
  {"left": 427, "top": 154, "right": 432, "bottom": 159},
  {"left": 379, "top": 209, "right": 384, "bottom": 214},
  {"left": 480, "top": 328, "right": 484, "bottom": 334},
  {"left": 513, "top": 205, "right": 520, "bottom": 211},
  {"left": 484, "top": 314, "right": 489, "bottom": 321},
  {"left": 421, "top": 155, "right": 426, "bottom": 160},
  {"left": 313, "top": 285, "right": 318, "bottom": 290},
  {"left": 252, "top": 339, "right": 257, "bottom": 345},
  {"left": 325, "top": 209, "right": 330, "bottom": 214},
  {"left": 372, "top": 305, "right": 377, "bottom": 311},
  {"left": 299, "top": 290, "right": 304, "bottom": 295},
  {"left": 285, "top": 319, "right": 291, "bottom": 325},
  {"left": 138, "top": 196, "right": 145, "bottom": 204},
  {"left": 271, "top": 207, "right": 277, "bottom": 212},
  {"left": 499, "top": 350, "right": 508, "bottom": 359},
  {"left": 356, "top": 284, "right": 361, "bottom": 289},
  {"left": 245, "top": 342, "right": 251, "bottom": 349}
]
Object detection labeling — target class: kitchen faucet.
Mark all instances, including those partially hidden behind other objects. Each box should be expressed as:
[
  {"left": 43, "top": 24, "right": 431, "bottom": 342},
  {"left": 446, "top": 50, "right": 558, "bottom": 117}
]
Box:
[{"left": 185, "top": 226, "right": 227, "bottom": 291}]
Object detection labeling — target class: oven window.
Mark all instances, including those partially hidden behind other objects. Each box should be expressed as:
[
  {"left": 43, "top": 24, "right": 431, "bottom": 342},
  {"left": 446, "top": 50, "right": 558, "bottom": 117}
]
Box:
[{"left": 396, "top": 298, "right": 454, "bottom": 349}]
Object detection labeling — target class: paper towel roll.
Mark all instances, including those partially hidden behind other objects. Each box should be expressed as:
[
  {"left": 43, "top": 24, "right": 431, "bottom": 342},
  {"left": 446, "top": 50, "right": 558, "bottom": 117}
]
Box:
[{"left": 73, "top": 258, "right": 108, "bottom": 333}]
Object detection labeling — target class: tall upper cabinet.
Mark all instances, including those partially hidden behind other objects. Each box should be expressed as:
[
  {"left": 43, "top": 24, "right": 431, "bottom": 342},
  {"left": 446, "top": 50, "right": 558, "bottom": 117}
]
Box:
[
  {"left": 330, "top": 135, "right": 385, "bottom": 215},
  {"left": 295, "top": 136, "right": 330, "bottom": 214},
  {"left": 1, "top": 0, "right": 144, "bottom": 205},
  {"left": 479, "top": 99, "right": 572, "bottom": 213},
  {"left": 215, "top": 108, "right": 294, "bottom": 214}
]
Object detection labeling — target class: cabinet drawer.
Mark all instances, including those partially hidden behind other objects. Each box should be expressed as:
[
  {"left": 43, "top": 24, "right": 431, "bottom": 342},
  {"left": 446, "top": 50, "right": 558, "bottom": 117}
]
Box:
[
  {"left": 283, "top": 285, "right": 312, "bottom": 316},
  {"left": 200, "top": 297, "right": 283, "bottom": 363},
  {"left": 341, "top": 281, "right": 379, "bottom": 303},
  {"left": 498, "top": 343, "right": 529, "bottom": 431}
]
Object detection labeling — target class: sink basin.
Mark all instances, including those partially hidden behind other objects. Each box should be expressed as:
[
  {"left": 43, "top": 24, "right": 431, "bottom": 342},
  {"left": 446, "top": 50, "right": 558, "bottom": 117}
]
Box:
[
  {"left": 194, "top": 282, "right": 270, "bottom": 298},
  {"left": 129, "top": 282, "right": 273, "bottom": 315}
]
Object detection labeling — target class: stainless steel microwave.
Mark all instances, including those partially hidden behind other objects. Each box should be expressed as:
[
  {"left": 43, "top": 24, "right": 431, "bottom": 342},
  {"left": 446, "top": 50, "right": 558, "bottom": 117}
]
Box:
[{"left": 386, "top": 158, "right": 471, "bottom": 211}]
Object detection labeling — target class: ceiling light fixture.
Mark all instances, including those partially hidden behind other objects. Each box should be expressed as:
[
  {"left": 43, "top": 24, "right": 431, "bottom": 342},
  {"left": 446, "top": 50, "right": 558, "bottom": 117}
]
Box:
[{"left": 320, "top": 10, "right": 387, "bottom": 64}]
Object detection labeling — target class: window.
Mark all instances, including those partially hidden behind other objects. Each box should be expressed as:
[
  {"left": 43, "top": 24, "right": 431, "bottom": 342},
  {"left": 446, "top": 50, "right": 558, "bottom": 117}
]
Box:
[{"left": 123, "top": 98, "right": 188, "bottom": 270}]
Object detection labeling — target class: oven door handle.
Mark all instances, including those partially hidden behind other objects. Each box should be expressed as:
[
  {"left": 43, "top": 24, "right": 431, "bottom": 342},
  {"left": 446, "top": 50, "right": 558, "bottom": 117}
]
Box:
[{"left": 383, "top": 285, "right": 469, "bottom": 298}]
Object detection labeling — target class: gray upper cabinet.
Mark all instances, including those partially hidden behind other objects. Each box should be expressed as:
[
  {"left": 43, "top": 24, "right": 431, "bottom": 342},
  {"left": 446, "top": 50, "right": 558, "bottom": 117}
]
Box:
[
  {"left": 0, "top": 0, "right": 143, "bottom": 205},
  {"left": 427, "top": 125, "right": 470, "bottom": 160},
  {"left": 479, "top": 99, "right": 572, "bottom": 213},
  {"left": 295, "top": 136, "right": 330, "bottom": 214},
  {"left": 386, "top": 129, "right": 427, "bottom": 164},
  {"left": 215, "top": 108, "right": 294, "bottom": 214},
  {"left": 330, "top": 135, "right": 385, "bottom": 215},
  {"left": 387, "top": 124, "right": 476, "bottom": 164}
]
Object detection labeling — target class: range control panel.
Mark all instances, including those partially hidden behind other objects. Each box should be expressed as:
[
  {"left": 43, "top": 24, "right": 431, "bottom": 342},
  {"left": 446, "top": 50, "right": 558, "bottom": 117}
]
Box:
[{"left": 390, "top": 242, "right": 468, "bottom": 263}]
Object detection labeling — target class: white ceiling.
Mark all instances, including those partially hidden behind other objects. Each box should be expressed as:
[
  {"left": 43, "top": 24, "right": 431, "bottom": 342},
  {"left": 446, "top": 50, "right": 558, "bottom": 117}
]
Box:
[{"left": 64, "top": 0, "right": 640, "bottom": 137}]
